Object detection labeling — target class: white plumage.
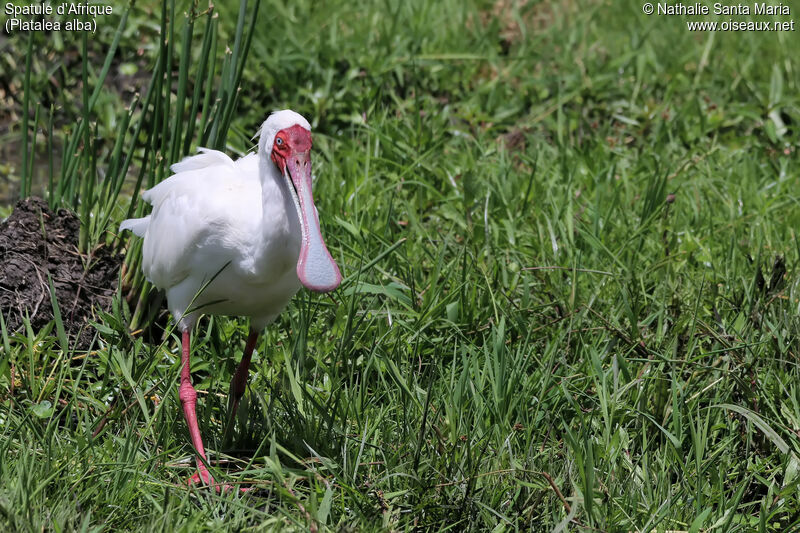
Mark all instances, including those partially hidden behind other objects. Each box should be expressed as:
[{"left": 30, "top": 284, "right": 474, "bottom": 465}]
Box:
[{"left": 121, "top": 110, "right": 339, "bottom": 332}]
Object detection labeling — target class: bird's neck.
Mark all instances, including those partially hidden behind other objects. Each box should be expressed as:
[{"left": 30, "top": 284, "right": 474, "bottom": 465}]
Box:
[{"left": 258, "top": 154, "right": 301, "bottom": 242}]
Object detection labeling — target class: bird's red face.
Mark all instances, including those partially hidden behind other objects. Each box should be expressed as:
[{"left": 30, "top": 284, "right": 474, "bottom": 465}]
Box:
[
  {"left": 270, "top": 125, "right": 312, "bottom": 174},
  {"left": 270, "top": 125, "right": 341, "bottom": 293}
]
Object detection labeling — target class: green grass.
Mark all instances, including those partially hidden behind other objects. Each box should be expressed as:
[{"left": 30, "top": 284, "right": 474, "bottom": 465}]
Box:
[{"left": 3, "top": 0, "right": 800, "bottom": 530}]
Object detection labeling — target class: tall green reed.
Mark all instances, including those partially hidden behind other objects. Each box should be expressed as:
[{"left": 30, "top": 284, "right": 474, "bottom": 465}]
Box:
[{"left": 17, "top": 0, "right": 261, "bottom": 331}]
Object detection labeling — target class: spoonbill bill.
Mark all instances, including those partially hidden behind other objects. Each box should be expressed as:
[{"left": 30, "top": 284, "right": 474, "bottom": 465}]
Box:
[{"left": 120, "top": 110, "right": 342, "bottom": 487}]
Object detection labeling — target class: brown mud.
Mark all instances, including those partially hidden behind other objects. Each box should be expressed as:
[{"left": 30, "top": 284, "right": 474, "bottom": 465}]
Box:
[{"left": 0, "top": 197, "right": 121, "bottom": 349}]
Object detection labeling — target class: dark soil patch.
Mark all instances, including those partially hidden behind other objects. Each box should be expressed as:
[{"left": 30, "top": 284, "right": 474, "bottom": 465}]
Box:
[{"left": 0, "top": 197, "right": 121, "bottom": 349}]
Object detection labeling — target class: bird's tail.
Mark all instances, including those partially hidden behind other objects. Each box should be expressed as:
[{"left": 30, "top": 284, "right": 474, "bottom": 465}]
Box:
[{"left": 119, "top": 216, "right": 150, "bottom": 237}]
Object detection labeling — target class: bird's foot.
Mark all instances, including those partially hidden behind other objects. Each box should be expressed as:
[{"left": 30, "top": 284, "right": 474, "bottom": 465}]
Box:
[
  {"left": 186, "top": 469, "right": 252, "bottom": 493},
  {"left": 186, "top": 469, "right": 231, "bottom": 492}
]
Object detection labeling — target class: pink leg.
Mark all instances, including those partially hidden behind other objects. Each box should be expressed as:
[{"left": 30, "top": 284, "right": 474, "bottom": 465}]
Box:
[
  {"left": 228, "top": 330, "right": 259, "bottom": 424},
  {"left": 179, "top": 329, "right": 216, "bottom": 488}
]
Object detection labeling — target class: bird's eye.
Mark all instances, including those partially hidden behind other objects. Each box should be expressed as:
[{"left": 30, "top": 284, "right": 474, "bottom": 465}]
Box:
[{"left": 275, "top": 137, "right": 283, "bottom": 146}]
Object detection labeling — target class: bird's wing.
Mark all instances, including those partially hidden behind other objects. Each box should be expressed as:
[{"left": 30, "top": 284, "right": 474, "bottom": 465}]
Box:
[
  {"left": 121, "top": 150, "right": 236, "bottom": 239},
  {"left": 138, "top": 152, "right": 261, "bottom": 290},
  {"left": 143, "top": 149, "right": 237, "bottom": 206},
  {"left": 169, "top": 147, "right": 235, "bottom": 174}
]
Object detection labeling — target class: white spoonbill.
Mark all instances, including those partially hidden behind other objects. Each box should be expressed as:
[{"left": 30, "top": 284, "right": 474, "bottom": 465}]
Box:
[{"left": 120, "top": 110, "right": 342, "bottom": 488}]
